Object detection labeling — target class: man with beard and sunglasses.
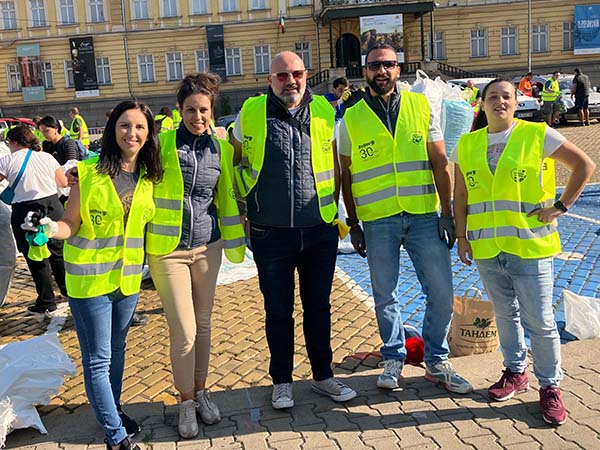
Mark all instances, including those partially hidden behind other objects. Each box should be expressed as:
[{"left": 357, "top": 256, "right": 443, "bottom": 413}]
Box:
[
  {"left": 339, "top": 43, "right": 473, "bottom": 394},
  {"left": 230, "top": 51, "right": 356, "bottom": 410}
]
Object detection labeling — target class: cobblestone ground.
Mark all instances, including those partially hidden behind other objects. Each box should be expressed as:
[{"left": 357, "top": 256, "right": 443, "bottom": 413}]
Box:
[{"left": 2, "top": 122, "right": 600, "bottom": 449}]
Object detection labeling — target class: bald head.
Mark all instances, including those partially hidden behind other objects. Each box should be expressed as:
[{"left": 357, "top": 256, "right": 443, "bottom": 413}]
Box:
[{"left": 268, "top": 51, "right": 307, "bottom": 108}]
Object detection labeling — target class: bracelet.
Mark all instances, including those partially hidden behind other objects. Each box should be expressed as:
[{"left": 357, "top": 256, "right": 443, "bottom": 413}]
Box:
[{"left": 553, "top": 200, "right": 568, "bottom": 213}]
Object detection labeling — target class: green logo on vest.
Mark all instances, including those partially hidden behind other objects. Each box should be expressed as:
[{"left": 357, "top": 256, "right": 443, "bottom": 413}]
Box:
[
  {"left": 90, "top": 209, "right": 107, "bottom": 226},
  {"left": 466, "top": 170, "right": 479, "bottom": 189},
  {"left": 358, "top": 140, "right": 376, "bottom": 159},
  {"left": 411, "top": 132, "right": 423, "bottom": 144},
  {"left": 511, "top": 168, "right": 527, "bottom": 183},
  {"left": 242, "top": 135, "right": 253, "bottom": 153}
]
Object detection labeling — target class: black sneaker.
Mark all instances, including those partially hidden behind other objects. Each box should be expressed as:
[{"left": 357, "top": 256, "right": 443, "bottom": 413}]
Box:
[
  {"left": 105, "top": 436, "right": 140, "bottom": 450},
  {"left": 117, "top": 408, "right": 141, "bottom": 436},
  {"left": 27, "top": 304, "right": 57, "bottom": 316},
  {"left": 130, "top": 313, "right": 148, "bottom": 326}
]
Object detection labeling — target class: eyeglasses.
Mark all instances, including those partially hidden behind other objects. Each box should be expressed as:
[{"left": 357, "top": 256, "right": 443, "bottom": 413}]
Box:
[
  {"left": 272, "top": 70, "right": 306, "bottom": 82},
  {"left": 366, "top": 60, "right": 398, "bottom": 71}
]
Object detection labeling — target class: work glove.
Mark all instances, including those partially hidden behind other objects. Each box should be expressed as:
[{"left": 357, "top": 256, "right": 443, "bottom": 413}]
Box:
[
  {"left": 341, "top": 90, "right": 352, "bottom": 102},
  {"left": 438, "top": 215, "right": 456, "bottom": 250},
  {"left": 350, "top": 225, "right": 367, "bottom": 258},
  {"left": 21, "top": 211, "right": 58, "bottom": 238}
]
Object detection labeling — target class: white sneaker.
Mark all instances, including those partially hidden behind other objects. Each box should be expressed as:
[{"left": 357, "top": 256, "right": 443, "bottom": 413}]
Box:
[
  {"left": 377, "top": 359, "right": 404, "bottom": 389},
  {"left": 311, "top": 377, "right": 357, "bottom": 402},
  {"left": 425, "top": 360, "right": 474, "bottom": 394},
  {"left": 272, "top": 383, "right": 294, "bottom": 409},
  {"left": 195, "top": 390, "right": 221, "bottom": 425},
  {"left": 178, "top": 399, "right": 198, "bottom": 439}
]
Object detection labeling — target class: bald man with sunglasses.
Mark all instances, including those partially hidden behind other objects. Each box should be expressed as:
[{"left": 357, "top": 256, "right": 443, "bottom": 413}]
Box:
[
  {"left": 339, "top": 43, "right": 473, "bottom": 395},
  {"left": 230, "top": 51, "right": 356, "bottom": 410}
]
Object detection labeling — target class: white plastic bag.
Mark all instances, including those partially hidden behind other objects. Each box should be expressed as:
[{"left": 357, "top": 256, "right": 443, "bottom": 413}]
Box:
[
  {"left": 411, "top": 70, "right": 445, "bottom": 129},
  {"left": 563, "top": 289, "right": 600, "bottom": 340}
]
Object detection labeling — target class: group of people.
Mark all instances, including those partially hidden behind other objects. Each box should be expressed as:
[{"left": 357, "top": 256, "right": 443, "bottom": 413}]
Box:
[{"left": 0, "top": 43, "right": 596, "bottom": 450}]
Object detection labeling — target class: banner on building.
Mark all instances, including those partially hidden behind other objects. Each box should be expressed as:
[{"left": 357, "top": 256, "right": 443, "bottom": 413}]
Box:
[
  {"left": 574, "top": 4, "right": 600, "bottom": 55},
  {"left": 17, "top": 44, "right": 46, "bottom": 102},
  {"left": 206, "top": 25, "right": 227, "bottom": 81},
  {"left": 69, "top": 36, "right": 99, "bottom": 97},
  {"left": 359, "top": 14, "right": 404, "bottom": 63}
]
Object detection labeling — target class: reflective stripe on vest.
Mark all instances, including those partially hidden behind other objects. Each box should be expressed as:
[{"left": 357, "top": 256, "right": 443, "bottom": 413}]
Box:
[
  {"left": 236, "top": 94, "right": 337, "bottom": 223},
  {"left": 64, "top": 158, "right": 156, "bottom": 297},
  {"left": 345, "top": 91, "right": 439, "bottom": 221},
  {"left": 456, "top": 119, "right": 561, "bottom": 259}
]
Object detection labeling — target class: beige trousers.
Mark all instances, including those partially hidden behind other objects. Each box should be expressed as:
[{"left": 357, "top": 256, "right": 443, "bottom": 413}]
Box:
[{"left": 148, "top": 240, "right": 222, "bottom": 394}]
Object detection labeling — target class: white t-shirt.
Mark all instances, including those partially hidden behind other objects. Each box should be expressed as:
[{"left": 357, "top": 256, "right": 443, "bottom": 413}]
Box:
[
  {"left": 449, "top": 121, "right": 566, "bottom": 173},
  {"left": 0, "top": 149, "right": 61, "bottom": 203}
]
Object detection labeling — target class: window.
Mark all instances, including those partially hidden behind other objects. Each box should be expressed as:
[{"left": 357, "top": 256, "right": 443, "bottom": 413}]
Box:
[
  {"left": 133, "top": 0, "right": 150, "bottom": 19},
  {"left": 7, "top": 64, "right": 21, "bottom": 92},
  {"left": 532, "top": 24, "right": 548, "bottom": 53},
  {"left": 294, "top": 42, "right": 310, "bottom": 69},
  {"left": 166, "top": 52, "right": 183, "bottom": 81},
  {"left": 1, "top": 1, "right": 17, "bottom": 30},
  {"left": 470, "top": 29, "right": 486, "bottom": 58},
  {"left": 222, "top": 0, "right": 238, "bottom": 12},
  {"left": 427, "top": 31, "right": 445, "bottom": 60},
  {"left": 59, "top": 0, "right": 75, "bottom": 24},
  {"left": 162, "top": 0, "right": 177, "bottom": 17},
  {"left": 191, "top": 0, "right": 208, "bottom": 14},
  {"left": 563, "top": 22, "right": 574, "bottom": 51},
  {"left": 42, "top": 61, "right": 53, "bottom": 88},
  {"left": 195, "top": 50, "right": 209, "bottom": 72},
  {"left": 250, "top": 0, "right": 266, "bottom": 9},
  {"left": 64, "top": 60, "right": 74, "bottom": 88},
  {"left": 254, "top": 45, "right": 270, "bottom": 74},
  {"left": 137, "top": 54, "right": 155, "bottom": 83},
  {"left": 501, "top": 27, "right": 517, "bottom": 55},
  {"left": 96, "top": 57, "right": 111, "bottom": 85},
  {"left": 89, "top": 0, "right": 105, "bottom": 22},
  {"left": 225, "top": 47, "right": 242, "bottom": 76},
  {"left": 291, "top": 0, "right": 307, "bottom": 5},
  {"left": 30, "top": 0, "right": 47, "bottom": 27}
]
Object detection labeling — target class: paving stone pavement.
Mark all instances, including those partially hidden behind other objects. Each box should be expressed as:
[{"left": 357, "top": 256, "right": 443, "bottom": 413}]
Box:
[{"left": 2, "top": 122, "right": 600, "bottom": 449}]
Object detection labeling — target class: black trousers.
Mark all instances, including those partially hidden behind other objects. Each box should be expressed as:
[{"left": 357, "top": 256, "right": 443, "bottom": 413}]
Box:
[{"left": 11, "top": 194, "right": 66, "bottom": 309}]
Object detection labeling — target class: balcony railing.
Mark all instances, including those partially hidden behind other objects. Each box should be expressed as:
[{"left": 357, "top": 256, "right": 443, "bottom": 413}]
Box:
[{"left": 307, "top": 69, "right": 330, "bottom": 88}]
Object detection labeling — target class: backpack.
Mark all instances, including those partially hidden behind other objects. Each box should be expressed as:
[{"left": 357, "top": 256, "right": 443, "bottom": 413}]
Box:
[{"left": 74, "top": 139, "right": 88, "bottom": 160}]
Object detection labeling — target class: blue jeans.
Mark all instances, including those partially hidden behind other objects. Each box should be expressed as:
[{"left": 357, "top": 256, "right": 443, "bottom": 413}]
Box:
[
  {"left": 69, "top": 290, "right": 138, "bottom": 446},
  {"left": 475, "top": 253, "right": 562, "bottom": 388},
  {"left": 250, "top": 223, "right": 337, "bottom": 384},
  {"left": 363, "top": 212, "right": 453, "bottom": 366}
]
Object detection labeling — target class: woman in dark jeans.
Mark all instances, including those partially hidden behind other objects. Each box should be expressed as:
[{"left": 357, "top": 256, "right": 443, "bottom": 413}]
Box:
[{"left": 0, "top": 125, "right": 68, "bottom": 314}]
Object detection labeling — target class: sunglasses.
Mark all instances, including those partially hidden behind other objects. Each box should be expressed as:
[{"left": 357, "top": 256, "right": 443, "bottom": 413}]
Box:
[
  {"left": 366, "top": 60, "right": 398, "bottom": 71},
  {"left": 272, "top": 70, "right": 306, "bottom": 82}
]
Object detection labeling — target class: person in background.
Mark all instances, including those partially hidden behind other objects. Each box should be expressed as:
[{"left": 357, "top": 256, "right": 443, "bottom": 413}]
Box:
[
  {"left": 518, "top": 72, "right": 534, "bottom": 97},
  {"left": 69, "top": 106, "right": 90, "bottom": 148},
  {"left": 146, "top": 72, "right": 245, "bottom": 439},
  {"left": 25, "top": 100, "right": 164, "bottom": 449},
  {"left": 324, "top": 77, "right": 351, "bottom": 123},
  {"left": 453, "top": 78, "right": 595, "bottom": 426},
  {"left": 541, "top": 71, "right": 562, "bottom": 127},
  {"left": 32, "top": 116, "right": 46, "bottom": 143},
  {"left": 172, "top": 103, "right": 182, "bottom": 129},
  {"left": 572, "top": 68, "right": 591, "bottom": 126},
  {"left": 231, "top": 51, "right": 356, "bottom": 411},
  {"left": 39, "top": 116, "right": 80, "bottom": 165},
  {"left": 464, "top": 79, "right": 482, "bottom": 106},
  {"left": 154, "top": 107, "right": 174, "bottom": 134},
  {"left": 0, "top": 125, "right": 68, "bottom": 315}
]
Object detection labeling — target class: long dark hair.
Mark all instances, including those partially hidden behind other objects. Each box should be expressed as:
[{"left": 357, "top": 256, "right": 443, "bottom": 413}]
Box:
[
  {"left": 38, "top": 115, "right": 62, "bottom": 133},
  {"left": 472, "top": 78, "right": 516, "bottom": 131},
  {"left": 97, "top": 100, "right": 163, "bottom": 183},
  {"left": 6, "top": 125, "right": 41, "bottom": 151}
]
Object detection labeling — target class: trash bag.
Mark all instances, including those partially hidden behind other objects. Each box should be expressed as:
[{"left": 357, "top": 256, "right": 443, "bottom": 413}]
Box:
[
  {"left": 563, "top": 289, "right": 600, "bottom": 340},
  {"left": 440, "top": 99, "right": 474, "bottom": 156},
  {"left": 411, "top": 69, "right": 445, "bottom": 129}
]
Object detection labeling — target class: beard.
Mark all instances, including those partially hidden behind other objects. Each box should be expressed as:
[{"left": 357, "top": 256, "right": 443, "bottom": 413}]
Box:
[
  {"left": 277, "top": 85, "right": 305, "bottom": 107},
  {"left": 366, "top": 75, "right": 396, "bottom": 96}
]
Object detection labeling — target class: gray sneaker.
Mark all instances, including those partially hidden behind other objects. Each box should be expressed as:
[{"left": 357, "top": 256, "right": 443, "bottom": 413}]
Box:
[
  {"left": 311, "top": 377, "right": 357, "bottom": 402},
  {"left": 377, "top": 359, "right": 404, "bottom": 389},
  {"left": 425, "top": 360, "right": 473, "bottom": 394},
  {"left": 272, "top": 383, "right": 294, "bottom": 409},
  {"left": 195, "top": 389, "right": 221, "bottom": 425},
  {"left": 178, "top": 399, "right": 198, "bottom": 439}
]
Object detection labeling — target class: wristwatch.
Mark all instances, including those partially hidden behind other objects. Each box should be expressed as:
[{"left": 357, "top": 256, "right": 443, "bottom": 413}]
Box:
[{"left": 553, "top": 200, "right": 568, "bottom": 213}]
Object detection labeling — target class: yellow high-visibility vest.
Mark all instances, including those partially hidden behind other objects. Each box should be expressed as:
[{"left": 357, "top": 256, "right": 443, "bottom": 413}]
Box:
[
  {"left": 541, "top": 78, "right": 560, "bottom": 103},
  {"left": 344, "top": 91, "right": 439, "bottom": 221},
  {"left": 456, "top": 119, "right": 561, "bottom": 259},
  {"left": 69, "top": 114, "right": 90, "bottom": 146}
]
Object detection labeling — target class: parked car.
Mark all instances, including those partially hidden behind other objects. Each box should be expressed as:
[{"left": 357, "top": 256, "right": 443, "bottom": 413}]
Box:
[
  {"left": 0, "top": 117, "right": 36, "bottom": 140},
  {"left": 215, "top": 113, "right": 237, "bottom": 129},
  {"left": 555, "top": 75, "right": 600, "bottom": 123},
  {"left": 448, "top": 78, "right": 543, "bottom": 122}
]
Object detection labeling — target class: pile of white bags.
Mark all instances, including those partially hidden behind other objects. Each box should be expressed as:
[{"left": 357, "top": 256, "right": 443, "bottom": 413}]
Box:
[{"left": 0, "top": 333, "right": 76, "bottom": 447}]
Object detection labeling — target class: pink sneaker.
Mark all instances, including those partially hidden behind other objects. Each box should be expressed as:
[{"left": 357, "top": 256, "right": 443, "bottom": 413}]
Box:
[
  {"left": 540, "top": 386, "right": 567, "bottom": 426},
  {"left": 488, "top": 368, "right": 529, "bottom": 401}
]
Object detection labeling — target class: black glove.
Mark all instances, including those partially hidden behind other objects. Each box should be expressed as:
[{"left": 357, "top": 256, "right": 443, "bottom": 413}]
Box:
[
  {"left": 350, "top": 225, "right": 367, "bottom": 258},
  {"left": 438, "top": 215, "right": 456, "bottom": 250}
]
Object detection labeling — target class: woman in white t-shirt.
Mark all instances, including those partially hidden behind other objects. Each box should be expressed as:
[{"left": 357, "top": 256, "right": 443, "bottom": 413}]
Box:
[
  {"left": 452, "top": 79, "right": 595, "bottom": 426},
  {"left": 0, "top": 125, "right": 68, "bottom": 315}
]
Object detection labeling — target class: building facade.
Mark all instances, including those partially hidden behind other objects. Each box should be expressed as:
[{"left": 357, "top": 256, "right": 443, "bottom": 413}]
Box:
[{"left": 0, "top": 0, "right": 596, "bottom": 127}]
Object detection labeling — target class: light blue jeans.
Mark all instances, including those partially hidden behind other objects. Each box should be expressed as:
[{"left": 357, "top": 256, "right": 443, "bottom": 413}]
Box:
[
  {"left": 475, "top": 253, "right": 562, "bottom": 388},
  {"left": 69, "top": 290, "right": 138, "bottom": 446},
  {"left": 363, "top": 212, "right": 453, "bottom": 366}
]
